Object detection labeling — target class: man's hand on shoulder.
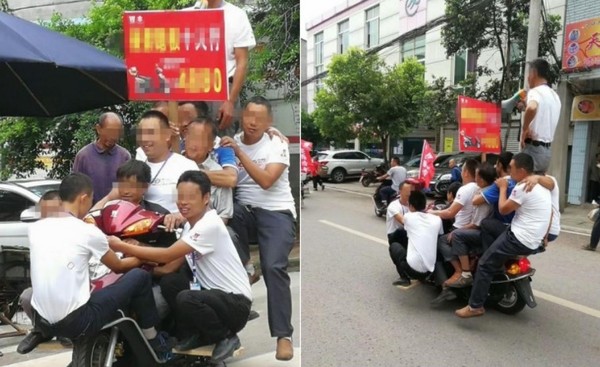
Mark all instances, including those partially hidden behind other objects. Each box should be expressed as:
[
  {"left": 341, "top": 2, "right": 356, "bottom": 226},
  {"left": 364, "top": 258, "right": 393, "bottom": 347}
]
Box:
[
  {"left": 495, "top": 177, "right": 508, "bottom": 190},
  {"left": 164, "top": 213, "right": 185, "bottom": 232},
  {"left": 266, "top": 127, "right": 289, "bottom": 144},
  {"left": 220, "top": 136, "right": 241, "bottom": 156}
]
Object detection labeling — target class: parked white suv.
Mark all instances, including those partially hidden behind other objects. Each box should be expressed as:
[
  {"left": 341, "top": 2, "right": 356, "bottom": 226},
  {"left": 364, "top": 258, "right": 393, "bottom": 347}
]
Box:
[
  {"left": 317, "top": 150, "right": 385, "bottom": 183},
  {"left": 0, "top": 179, "right": 61, "bottom": 248}
]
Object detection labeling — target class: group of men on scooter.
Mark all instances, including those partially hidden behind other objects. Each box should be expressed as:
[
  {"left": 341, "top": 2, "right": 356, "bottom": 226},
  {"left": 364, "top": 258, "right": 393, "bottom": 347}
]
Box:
[
  {"left": 18, "top": 96, "right": 296, "bottom": 363},
  {"left": 387, "top": 151, "right": 559, "bottom": 318}
]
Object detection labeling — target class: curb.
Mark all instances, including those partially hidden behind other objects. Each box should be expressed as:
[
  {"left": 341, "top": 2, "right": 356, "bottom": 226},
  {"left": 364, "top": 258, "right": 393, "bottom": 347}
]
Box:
[{"left": 561, "top": 225, "right": 592, "bottom": 236}]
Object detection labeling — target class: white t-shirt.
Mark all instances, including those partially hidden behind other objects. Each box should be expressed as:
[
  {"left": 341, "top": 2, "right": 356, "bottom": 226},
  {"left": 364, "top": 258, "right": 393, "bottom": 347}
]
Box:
[
  {"left": 30, "top": 217, "right": 109, "bottom": 323},
  {"left": 386, "top": 199, "right": 409, "bottom": 234},
  {"left": 185, "top": 1, "right": 256, "bottom": 78},
  {"left": 453, "top": 182, "right": 479, "bottom": 229},
  {"left": 509, "top": 183, "right": 552, "bottom": 249},
  {"left": 136, "top": 151, "right": 199, "bottom": 213},
  {"left": 549, "top": 175, "right": 560, "bottom": 236},
  {"left": 181, "top": 209, "right": 252, "bottom": 301},
  {"left": 235, "top": 133, "right": 296, "bottom": 217},
  {"left": 388, "top": 166, "right": 407, "bottom": 191},
  {"left": 403, "top": 212, "right": 443, "bottom": 273},
  {"left": 471, "top": 186, "right": 492, "bottom": 226},
  {"left": 527, "top": 84, "right": 561, "bottom": 143}
]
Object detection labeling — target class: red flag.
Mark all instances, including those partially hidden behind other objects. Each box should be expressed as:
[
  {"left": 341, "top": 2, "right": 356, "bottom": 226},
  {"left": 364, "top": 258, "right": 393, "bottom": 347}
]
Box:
[
  {"left": 300, "top": 139, "right": 314, "bottom": 174},
  {"left": 419, "top": 140, "right": 436, "bottom": 189}
]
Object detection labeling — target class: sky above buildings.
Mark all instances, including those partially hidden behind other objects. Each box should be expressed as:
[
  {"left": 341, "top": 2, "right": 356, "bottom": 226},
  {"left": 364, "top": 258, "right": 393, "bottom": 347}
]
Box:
[{"left": 301, "top": 0, "right": 346, "bottom": 39}]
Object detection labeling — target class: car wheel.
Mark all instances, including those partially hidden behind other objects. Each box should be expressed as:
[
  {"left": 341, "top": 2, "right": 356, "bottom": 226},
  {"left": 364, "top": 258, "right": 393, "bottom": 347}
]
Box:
[{"left": 330, "top": 168, "right": 346, "bottom": 183}]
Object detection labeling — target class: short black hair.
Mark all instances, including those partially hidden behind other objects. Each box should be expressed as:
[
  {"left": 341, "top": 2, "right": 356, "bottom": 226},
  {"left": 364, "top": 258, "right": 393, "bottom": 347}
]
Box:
[
  {"left": 391, "top": 156, "right": 400, "bottom": 164},
  {"left": 528, "top": 58, "right": 552, "bottom": 82},
  {"left": 177, "top": 170, "right": 212, "bottom": 196},
  {"left": 447, "top": 181, "right": 461, "bottom": 198},
  {"left": 59, "top": 173, "right": 93, "bottom": 202},
  {"left": 116, "top": 160, "right": 151, "bottom": 184},
  {"left": 188, "top": 117, "right": 218, "bottom": 140},
  {"left": 179, "top": 101, "right": 209, "bottom": 117},
  {"left": 462, "top": 158, "right": 479, "bottom": 178},
  {"left": 409, "top": 190, "right": 426, "bottom": 211},
  {"left": 513, "top": 153, "right": 535, "bottom": 174},
  {"left": 41, "top": 190, "right": 60, "bottom": 201},
  {"left": 245, "top": 96, "right": 272, "bottom": 116},
  {"left": 139, "top": 110, "right": 169, "bottom": 129},
  {"left": 477, "top": 162, "right": 497, "bottom": 186},
  {"left": 497, "top": 151, "right": 514, "bottom": 172}
]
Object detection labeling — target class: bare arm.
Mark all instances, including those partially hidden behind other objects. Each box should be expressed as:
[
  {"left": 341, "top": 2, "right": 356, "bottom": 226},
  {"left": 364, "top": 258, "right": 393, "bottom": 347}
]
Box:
[
  {"left": 153, "top": 257, "right": 186, "bottom": 277},
  {"left": 201, "top": 167, "right": 237, "bottom": 188},
  {"left": 521, "top": 100, "right": 538, "bottom": 146},
  {"left": 429, "top": 201, "right": 464, "bottom": 220},
  {"left": 229, "top": 47, "right": 248, "bottom": 106},
  {"left": 109, "top": 238, "right": 193, "bottom": 265},
  {"left": 498, "top": 185, "right": 520, "bottom": 215},
  {"left": 91, "top": 187, "right": 120, "bottom": 211},
  {"left": 100, "top": 249, "right": 144, "bottom": 274},
  {"left": 472, "top": 194, "right": 486, "bottom": 206}
]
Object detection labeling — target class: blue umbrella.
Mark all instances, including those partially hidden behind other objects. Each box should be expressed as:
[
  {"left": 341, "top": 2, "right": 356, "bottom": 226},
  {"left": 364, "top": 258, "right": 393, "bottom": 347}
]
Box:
[{"left": 0, "top": 12, "right": 128, "bottom": 117}]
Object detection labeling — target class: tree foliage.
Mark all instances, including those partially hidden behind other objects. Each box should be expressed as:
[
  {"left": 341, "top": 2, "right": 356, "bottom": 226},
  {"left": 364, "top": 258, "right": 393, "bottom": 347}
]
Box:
[
  {"left": 313, "top": 49, "right": 427, "bottom": 160},
  {"left": 442, "top": 0, "right": 562, "bottom": 99},
  {"left": 0, "top": 0, "right": 298, "bottom": 180}
]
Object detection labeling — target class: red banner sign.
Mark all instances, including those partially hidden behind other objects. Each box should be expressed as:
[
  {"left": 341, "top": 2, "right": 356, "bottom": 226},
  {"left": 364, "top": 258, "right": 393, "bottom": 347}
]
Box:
[
  {"left": 123, "top": 10, "right": 228, "bottom": 101},
  {"left": 457, "top": 96, "right": 501, "bottom": 154},
  {"left": 562, "top": 17, "right": 600, "bottom": 71},
  {"left": 418, "top": 140, "right": 436, "bottom": 189}
]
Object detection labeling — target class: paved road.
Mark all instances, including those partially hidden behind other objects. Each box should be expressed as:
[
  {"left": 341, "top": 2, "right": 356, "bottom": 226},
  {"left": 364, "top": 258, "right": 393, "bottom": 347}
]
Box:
[
  {"left": 301, "top": 187, "right": 600, "bottom": 367},
  {"left": 0, "top": 273, "right": 300, "bottom": 367}
]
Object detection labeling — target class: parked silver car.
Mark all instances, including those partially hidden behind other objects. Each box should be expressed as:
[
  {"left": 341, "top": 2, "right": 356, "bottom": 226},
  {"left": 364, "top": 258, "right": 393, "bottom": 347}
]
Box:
[
  {"left": 317, "top": 150, "right": 385, "bottom": 183},
  {"left": 0, "top": 179, "right": 61, "bottom": 248}
]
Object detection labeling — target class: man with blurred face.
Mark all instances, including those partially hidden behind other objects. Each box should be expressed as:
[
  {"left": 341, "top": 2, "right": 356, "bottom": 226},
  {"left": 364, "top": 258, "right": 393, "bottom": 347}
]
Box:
[
  {"left": 220, "top": 96, "right": 296, "bottom": 361},
  {"left": 72, "top": 112, "right": 130, "bottom": 204},
  {"left": 135, "top": 110, "right": 198, "bottom": 214}
]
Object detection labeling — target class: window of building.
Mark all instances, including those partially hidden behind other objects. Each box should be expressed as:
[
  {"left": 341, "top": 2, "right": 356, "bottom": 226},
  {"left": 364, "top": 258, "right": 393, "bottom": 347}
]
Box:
[
  {"left": 401, "top": 34, "right": 425, "bottom": 63},
  {"left": 315, "top": 31, "right": 324, "bottom": 91},
  {"left": 338, "top": 20, "right": 349, "bottom": 54},
  {"left": 453, "top": 50, "right": 477, "bottom": 84},
  {"left": 365, "top": 6, "right": 379, "bottom": 49}
]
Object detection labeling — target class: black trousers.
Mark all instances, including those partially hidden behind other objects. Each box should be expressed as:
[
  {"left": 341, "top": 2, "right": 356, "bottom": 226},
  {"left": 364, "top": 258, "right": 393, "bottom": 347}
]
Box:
[
  {"left": 388, "top": 242, "right": 428, "bottom": 280},
  {"left": 469, "top": 229, "right": 535, "bottom": 308},
  {"left": 312, "top": 175, "right": 324, "bottom": 189},
  {"left": 480, "top": 218, "right": 508, "bottom": 252},
  {"left": 35, "top": 268, "right": 159, "bottom": 340},
  {"left": 159, "top": 272, "right": 250, "bottom": 344},
  {"left": 228, "top": 204, "right": 296, "bottom": 338}
]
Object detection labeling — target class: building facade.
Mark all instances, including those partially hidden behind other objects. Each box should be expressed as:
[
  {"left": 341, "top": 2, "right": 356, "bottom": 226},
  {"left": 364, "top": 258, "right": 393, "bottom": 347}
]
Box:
[
  {"left": 304, "top": 0, "right": 566, "bottom": 160},
  {"left": 6, "top": 0, "right": 93, "bottom": 21},
  {"left": 551, "top": 0, "right": 600, "bottom": 206}
]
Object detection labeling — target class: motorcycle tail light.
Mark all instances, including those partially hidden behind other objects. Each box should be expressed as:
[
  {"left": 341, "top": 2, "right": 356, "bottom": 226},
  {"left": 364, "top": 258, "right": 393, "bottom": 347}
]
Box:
[
  {"left": 123, "top": 219, "right": 152, "bottom": 237},
  {"left": 518, "top": 257, "right": 531, "bottom": 273},
  {"left": 506, "top": 262, "right": 521, "bottom": 275},
  {"left": 320, "top": 160, "right": 328, "bottom": 166}
]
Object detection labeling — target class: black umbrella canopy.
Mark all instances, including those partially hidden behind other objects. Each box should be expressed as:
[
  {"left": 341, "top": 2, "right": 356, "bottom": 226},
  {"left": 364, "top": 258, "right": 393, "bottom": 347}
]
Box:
[{"left": 0, "top": 12, "right": 128, "bottom": 117}]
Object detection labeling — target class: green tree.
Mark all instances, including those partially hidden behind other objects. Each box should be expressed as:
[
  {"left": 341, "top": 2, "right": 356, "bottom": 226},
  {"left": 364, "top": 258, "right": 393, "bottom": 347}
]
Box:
[
  {"left": 0, "top": 0, "right": 298, "bottom": 179},
  {"left": 313, "top": 49, "right": 427, "bottom": 161}
]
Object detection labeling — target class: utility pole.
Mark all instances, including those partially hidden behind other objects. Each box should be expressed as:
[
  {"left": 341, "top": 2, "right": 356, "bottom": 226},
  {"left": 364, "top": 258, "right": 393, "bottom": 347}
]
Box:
[{"left": 523, "top": 0, "right": 541, "bottom": 89}]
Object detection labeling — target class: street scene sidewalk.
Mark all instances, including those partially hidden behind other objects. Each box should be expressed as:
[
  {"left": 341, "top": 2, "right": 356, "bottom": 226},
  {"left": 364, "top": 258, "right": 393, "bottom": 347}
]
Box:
[{"left": 312, "top": 180, "right": 597, "bottom": 236}]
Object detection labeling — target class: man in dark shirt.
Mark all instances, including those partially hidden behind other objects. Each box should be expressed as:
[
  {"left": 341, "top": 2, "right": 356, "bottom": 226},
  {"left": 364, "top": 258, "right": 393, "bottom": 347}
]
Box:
[{"left": 72, "top": 112, "right": 131, "bottom": 204}]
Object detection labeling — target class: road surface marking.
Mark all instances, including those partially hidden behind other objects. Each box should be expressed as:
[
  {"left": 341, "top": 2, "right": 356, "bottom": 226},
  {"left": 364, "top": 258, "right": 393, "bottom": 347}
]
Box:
[
  {"left": 534, "top": 290, "right": 600, "bottom": 319},
  {"left": 319, "top": 220, "right": 388, "bottom": 246},
  {"left": 324, "top": 186, "right": 373, "bottom": 198},
  {"left": 560, "top": 228, "right": 591, "bottom": 236},
  {"left": 320, "top": 219, "right": 600, "bottom": 320}
]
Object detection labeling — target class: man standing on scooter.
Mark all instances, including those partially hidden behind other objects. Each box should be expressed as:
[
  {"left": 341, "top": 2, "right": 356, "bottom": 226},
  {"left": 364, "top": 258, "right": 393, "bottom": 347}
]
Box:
[
  {"left": 19, "top": 173, "right": 175, "bottom": 356},
  {"left": 377, "top": 156, "right": 407, "bottom": 208},
  {"left": 456, "top": 153, "right": 552, "bottom": 318}
]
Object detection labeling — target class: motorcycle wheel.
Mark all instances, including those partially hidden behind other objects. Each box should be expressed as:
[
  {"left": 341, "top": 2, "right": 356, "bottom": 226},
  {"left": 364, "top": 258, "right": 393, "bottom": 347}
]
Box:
[
  {"left": 362, "top": 177, "right": 372, "bottom": 187},
  {"left": 72, "top": 332, "right": 111, "bottom": 367},
  {"left": 494, "top": 284, "right": 526, "bottom": 315}
]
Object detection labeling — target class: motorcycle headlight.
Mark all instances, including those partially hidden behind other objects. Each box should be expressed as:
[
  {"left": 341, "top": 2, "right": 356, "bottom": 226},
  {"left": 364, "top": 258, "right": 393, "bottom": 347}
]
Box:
[
  {"left": 123, "top": 219, "right": 152, "bottom": 237},
  {"left": 406, "top": 170, "right": 418, "bottom": 178}
]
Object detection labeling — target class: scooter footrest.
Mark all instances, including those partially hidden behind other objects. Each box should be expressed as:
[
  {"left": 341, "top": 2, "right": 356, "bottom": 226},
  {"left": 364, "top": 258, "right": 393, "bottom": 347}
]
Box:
[{"left": 173, "top": 345, "right": 244, "bottom": 358}]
